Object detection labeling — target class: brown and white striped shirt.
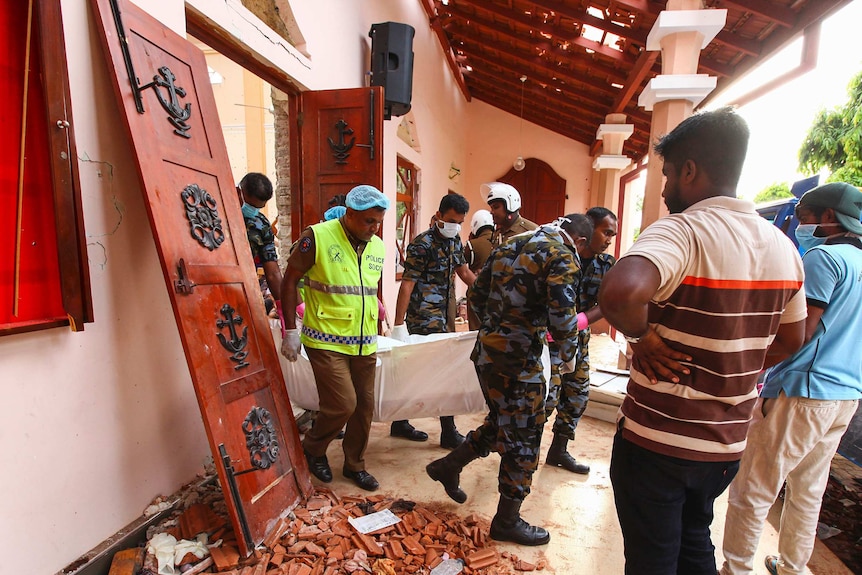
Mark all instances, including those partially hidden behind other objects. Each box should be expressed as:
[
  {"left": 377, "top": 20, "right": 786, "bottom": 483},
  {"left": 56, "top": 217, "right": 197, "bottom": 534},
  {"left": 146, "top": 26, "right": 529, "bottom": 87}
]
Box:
[{"left": 619, "top": 196, "right": 806, "bottom": 461}]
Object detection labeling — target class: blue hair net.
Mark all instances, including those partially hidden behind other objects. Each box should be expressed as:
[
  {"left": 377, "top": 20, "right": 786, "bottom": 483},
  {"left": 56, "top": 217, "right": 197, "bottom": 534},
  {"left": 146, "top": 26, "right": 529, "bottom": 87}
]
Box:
[
  {"left": 324, "top": 205, "right": 347, "bottom": 221},
  {"left": 345, "top": 185, "right": 390, "bottom": 211}
]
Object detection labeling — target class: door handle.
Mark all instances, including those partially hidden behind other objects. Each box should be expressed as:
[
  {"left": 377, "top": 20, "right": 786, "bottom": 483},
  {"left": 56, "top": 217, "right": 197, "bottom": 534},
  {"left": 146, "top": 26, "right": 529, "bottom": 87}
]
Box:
[{"left": 174, "top": 258, "right": 196, "bottom": 294}]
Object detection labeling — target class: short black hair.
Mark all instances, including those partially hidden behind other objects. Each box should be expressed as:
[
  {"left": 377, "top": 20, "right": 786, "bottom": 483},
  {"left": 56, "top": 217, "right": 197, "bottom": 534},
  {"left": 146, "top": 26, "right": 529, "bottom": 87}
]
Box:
[
  {"left": 239, "top": 172, "right": 274, "bottom": 202},
  {"left": 440, "top": 193, "right": 470, "bottom": 215},
  {"left": 561, "top": 213, "right": 593, "bottom": 240},
  {"left": 586, "top": 207, "right": 617, "bottom": 225},
  {"left": 654, "top": 107, "right": 750, "bottom": 189},
  {"left": 328, "top": 194, "right": 347, "bottom": 208}
]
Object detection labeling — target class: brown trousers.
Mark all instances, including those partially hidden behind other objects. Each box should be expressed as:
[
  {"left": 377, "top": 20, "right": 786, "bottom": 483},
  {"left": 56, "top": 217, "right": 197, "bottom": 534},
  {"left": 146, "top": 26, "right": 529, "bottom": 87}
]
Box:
[{"left": 302, "top": 347, "right": 377, "bottom": 472}]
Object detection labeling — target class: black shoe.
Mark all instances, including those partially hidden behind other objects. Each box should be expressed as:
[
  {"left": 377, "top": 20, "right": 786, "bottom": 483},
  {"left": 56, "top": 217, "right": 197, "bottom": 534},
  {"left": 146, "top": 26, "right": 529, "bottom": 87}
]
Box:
[
  {"left": 304, "top": 449, "right": 332, "bottom": 483},
  {"left": 390, "top": 420, "right": 429, "bottom": 442},
  {"left": 546, "top": 434, "right": 590, "bottom": 474},
  {"left": 440, "top": 428, "right": 466, "bottom": 450},
  {"left": 343, "top": 468, "right": 379, "bottom": 491}
]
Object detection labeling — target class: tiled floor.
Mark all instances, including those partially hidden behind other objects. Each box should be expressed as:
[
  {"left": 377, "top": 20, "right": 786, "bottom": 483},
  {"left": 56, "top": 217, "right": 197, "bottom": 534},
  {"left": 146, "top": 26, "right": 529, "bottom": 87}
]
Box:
[{"left": 310, "top": 333, "right": 853, "bottom": 574}]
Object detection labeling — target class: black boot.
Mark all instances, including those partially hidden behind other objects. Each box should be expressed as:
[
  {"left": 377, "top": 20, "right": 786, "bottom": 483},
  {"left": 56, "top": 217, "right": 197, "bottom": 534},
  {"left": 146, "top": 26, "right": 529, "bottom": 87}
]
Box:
[
  {"left": 425, "top": 440, "right": 479, "bottom": 503},
  {"left": 489, "top": 495, "right": 550, "bottom": 546},
  {"left": 546, "top": 433, "right": 590, "bottom": 474},
  {"left": 390, "top": 420, "right": 429, "bottom": 442},
  {"left": 439, "top": 416, "right": 465, "bottom": 449}
]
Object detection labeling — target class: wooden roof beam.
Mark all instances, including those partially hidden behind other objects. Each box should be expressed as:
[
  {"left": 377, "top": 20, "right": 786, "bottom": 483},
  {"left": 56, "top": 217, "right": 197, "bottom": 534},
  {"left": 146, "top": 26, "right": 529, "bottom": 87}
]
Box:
[
  {"left": 469, "top": 77, "right": 652, "bottom": 150},
  {"left": 466, "top": 63, "right": 652, "bottom": 126},
  {"left": 452, "top": 27, "right": 629, "bottom": 88},
  {"left": 706, "top": 0, "right": 852, "bottom": 105},
  {"left": 460, "top": 48, "right": 619, "bottom": 109},
  {"left": 719, "top": 0, "right": 796, "bottom": 28},
  {"left": 444, "top": 1, "right": 636, "bottom": 66},
  {"left": 526, "top": 0, "right": 649, "bottom": 44},
  {"left": 419, "top": 0, "right": 471, "bottom": 102}
]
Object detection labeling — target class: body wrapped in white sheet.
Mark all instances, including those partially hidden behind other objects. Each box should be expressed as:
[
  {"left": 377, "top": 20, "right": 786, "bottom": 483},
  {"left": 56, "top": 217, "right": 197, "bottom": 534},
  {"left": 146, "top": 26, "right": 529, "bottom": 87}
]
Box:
[
  {"left": 272, "top": 325, "right": 481, "bottom": 421},
  {"left": 272, "top": 323, "right": 552, "bottom": 422}
]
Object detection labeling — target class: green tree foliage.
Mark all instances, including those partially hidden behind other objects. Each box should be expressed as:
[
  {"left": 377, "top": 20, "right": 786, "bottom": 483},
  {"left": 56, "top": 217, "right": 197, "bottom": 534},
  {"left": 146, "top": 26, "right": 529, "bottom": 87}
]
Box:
[
  {"left": 798, "top": 71, "right": 862, "bottom": 186},
  {"left": 754, "top": 182, "right": 793, "bottom": 204}
]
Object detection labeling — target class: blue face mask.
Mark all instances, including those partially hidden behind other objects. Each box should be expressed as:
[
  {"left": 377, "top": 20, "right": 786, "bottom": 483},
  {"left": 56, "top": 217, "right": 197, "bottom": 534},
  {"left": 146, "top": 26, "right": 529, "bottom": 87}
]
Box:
[
  {"left": 794, "top": 224, "right": 826, "bottom": 252},
  {"left": 241, "top": 202, "right": 260, "bottom": 219}
]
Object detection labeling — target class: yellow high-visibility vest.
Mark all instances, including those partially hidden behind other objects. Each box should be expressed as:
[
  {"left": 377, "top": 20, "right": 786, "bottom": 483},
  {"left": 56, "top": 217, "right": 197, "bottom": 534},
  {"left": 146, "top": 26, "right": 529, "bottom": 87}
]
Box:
[{"left": 301, "top": 219, "right": 384, "bottom": 356}]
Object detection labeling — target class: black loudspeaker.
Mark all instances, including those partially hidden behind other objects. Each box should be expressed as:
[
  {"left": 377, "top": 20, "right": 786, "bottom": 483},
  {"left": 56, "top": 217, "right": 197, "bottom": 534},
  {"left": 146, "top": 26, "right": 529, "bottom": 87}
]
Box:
[{"left": 369, "top": 22, "right": 415, "bottom": 119}]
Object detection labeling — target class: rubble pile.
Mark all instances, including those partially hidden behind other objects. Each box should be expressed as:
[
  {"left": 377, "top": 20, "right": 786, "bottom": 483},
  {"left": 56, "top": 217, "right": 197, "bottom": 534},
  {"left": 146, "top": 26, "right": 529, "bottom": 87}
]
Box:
[{"left": 127, "top": 478, "right": 546, "bottom": 575}]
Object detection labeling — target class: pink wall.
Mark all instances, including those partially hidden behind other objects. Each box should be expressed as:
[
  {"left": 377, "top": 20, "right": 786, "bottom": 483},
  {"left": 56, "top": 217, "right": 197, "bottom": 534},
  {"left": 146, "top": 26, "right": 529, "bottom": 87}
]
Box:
[
  {"left": 0, "top": 2, "right": 596, "bottom": 572},
  {"left": 464, "top": 100, "right": 596, "bottom": 220}
]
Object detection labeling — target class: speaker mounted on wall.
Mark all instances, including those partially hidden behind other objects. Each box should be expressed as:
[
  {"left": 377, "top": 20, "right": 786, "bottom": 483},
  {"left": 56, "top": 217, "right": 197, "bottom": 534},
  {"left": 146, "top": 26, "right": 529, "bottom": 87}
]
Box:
[{"left": 368, "top": 22, "right": 415, "bottom": 120}]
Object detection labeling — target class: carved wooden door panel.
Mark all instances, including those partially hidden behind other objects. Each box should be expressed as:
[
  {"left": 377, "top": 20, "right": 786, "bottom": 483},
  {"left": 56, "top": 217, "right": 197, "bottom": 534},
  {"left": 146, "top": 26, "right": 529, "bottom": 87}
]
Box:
[
  {"left": 499, "top": 158, "right": 566, "bottom": 225},
  {"left": 290, "top": 88, "right": 384, "bottom": 237},
  {"left": 90, "top": 0, "right": 312, "bottom": 555}
]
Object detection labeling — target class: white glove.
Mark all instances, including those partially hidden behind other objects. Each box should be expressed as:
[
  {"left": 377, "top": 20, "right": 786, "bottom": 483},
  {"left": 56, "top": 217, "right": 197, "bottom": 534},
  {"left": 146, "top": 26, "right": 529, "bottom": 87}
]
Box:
[
  {"left": 281, "top": 328, "right": 301, "bottom": 362},
  {"left": 391, "top": 324, "right": 410, "bottom": 342}
]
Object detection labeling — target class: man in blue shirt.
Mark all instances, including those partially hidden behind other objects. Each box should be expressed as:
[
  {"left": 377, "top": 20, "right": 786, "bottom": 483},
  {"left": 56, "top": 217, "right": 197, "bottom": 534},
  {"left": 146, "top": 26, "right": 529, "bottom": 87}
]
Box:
[{"left": 721, "top": 182, "right": 862, "bottom": 575}]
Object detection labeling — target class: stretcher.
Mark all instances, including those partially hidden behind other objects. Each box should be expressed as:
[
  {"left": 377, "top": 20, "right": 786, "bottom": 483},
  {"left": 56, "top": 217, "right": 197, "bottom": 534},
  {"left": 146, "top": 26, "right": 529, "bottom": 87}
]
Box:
[{"left": 272, "top": 323, "right": 550, "bottom": 422}]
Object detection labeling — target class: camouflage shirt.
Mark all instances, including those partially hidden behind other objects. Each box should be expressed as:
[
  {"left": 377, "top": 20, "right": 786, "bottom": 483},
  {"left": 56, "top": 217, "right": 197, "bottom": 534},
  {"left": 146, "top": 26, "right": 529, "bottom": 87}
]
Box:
[
  {"left": 403, "top": 228, "right": 466, "bottom": 334},
  {"left": 578, "top": 252, "right": 616, "bottom": 313},
  {"left": 244, "top": 211, "right": 278, "bottom": 267},
  {"left": 469, "top": 226, "right": 582, "bottom": 383}
]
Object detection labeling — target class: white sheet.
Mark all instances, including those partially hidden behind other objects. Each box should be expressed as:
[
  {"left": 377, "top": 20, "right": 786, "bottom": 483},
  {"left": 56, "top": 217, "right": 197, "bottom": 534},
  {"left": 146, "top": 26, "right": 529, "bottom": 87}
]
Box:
[{"left": 271, "top": 323, "right": 550, "bottom": 422}]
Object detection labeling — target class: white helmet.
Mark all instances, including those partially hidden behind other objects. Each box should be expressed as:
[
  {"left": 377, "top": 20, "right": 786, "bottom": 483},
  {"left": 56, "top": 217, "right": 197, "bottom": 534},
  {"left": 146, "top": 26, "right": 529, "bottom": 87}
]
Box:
[
  {"left": 483, "top": 182, "right": 521, "bottom": 212},
  {"left": 470, "top": 209, "right": 494, "bottom": 235}
]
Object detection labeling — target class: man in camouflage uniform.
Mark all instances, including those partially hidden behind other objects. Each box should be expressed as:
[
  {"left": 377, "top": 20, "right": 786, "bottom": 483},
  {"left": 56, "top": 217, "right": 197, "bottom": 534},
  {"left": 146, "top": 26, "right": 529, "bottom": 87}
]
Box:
[
  {"left": 240, "top": 173, "right": 282, "bottom": 306},
  {"left": 545, "top": 207, "right": 618, "bottom": 474},
  {"left": 391, "top": 193, "right": 476, "bottom": 447},
  {"left": 425, "top": 215, "right": 593, "bottom": 546}
]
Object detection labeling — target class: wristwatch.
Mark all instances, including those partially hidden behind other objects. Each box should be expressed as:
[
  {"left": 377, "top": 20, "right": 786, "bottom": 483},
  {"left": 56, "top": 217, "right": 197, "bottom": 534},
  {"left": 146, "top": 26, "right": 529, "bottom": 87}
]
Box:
[{"left": 623, "top": 331, "right": 647, "bottom": 345}]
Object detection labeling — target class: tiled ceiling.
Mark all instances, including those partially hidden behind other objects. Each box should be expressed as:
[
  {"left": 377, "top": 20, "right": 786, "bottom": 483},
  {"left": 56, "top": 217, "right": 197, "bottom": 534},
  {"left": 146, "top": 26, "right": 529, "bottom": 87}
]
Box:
[{"left": 420, "top": 0, "right": 852, "bottom": 159}]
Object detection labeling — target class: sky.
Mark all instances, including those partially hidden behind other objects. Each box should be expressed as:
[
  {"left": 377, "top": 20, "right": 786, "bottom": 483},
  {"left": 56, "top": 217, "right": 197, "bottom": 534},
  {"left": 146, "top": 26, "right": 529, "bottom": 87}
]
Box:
[{"left": 706, "top": 1, "right": 862, "bottom": 200}]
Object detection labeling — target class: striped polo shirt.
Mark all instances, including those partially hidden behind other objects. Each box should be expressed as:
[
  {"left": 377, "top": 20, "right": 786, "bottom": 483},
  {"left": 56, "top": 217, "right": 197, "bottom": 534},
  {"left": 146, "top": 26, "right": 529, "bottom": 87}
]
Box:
[{"left": 619, "top": 196, "right": 806, "bottom": 462}]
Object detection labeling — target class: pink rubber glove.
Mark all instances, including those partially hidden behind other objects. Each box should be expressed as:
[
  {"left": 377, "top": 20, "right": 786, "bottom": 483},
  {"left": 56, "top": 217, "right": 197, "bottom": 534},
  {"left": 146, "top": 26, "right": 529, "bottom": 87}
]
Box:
[
  {"left": 296, "top": 302, "right": 305, "bottom": 319},
  {"left": 576, "top": 312, "right": 589, "bottom": 331}
]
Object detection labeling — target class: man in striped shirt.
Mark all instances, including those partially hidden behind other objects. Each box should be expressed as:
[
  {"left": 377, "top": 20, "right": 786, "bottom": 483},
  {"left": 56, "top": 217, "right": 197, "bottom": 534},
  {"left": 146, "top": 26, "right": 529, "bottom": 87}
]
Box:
[{"left": 599, "top": 107, "right": 807, "bottom": 575}]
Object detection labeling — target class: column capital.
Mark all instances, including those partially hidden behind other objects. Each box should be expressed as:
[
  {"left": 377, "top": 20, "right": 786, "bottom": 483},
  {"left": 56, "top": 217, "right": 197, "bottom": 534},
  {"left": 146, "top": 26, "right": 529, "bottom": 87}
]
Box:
[
  {"left": 593, "top": 155, "right": 632, "bottom": 171},
  {"left": 596, "top": 123, "right": 634, "bottom": 140},
  {"left": 638, "top": 74, "right": 716, "bottom": 111},
  {"left": 646, "top": 9, "right": 727, "bottom": 51}
]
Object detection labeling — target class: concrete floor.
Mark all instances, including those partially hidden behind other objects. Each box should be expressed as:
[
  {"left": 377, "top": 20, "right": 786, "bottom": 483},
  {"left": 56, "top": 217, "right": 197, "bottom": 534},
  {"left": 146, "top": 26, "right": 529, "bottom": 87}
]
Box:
[{"left": 310, "top": 333, "right": 852, "bottom": 574}]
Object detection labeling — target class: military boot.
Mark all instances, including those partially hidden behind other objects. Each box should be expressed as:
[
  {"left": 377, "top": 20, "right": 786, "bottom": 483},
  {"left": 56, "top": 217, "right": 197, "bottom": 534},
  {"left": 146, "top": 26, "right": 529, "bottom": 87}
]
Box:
[
  {"left": 439, "top": 416, "right": 465, "bottom": 449},
  {"left": 425, "top": 440, "right": 479, "bottom": 503},
  {"left": 545, "top": 433, "right": 590, "bottom": 474},
  {"left": 489, "top": 494, "right": 550, "bottom": 546}
]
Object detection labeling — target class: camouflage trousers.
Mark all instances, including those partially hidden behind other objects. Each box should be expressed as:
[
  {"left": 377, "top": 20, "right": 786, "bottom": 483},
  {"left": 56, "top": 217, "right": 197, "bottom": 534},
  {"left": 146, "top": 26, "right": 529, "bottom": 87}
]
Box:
[
  {"left": 545, "top": 329, "right": 591, "bottom": 440},
  {"left": 465, "top": 364, "right": 547, "bottom": 501}
]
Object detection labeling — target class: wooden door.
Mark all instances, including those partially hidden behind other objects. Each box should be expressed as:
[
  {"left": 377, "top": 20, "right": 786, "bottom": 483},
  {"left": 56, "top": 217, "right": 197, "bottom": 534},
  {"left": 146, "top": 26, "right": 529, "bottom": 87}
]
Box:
[
  {"left": 499, "top": 158, "right": 566, "bottom": 224},
  {"left": 90, "top": 0, "right": 312, "bottom": 555},
  {"left": 290, "top": 88, "right": 384, "bottom": 237}
]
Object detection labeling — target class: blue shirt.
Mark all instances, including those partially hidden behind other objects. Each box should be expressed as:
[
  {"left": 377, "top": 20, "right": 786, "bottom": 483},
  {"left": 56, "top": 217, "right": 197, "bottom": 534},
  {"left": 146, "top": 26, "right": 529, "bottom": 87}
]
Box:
[{"left": 762, "top": 238, "right": 862, "bottom": 400}]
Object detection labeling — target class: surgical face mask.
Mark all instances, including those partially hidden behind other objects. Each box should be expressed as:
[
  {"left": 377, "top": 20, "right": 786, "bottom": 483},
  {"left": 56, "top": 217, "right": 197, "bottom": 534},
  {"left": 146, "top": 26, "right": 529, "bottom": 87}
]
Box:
[
  {"left": 437, "top": 221, "right": 461, "bottom": 239},
  {"left": 795, "top": 224, "right": 826, "bottom": 252},
  {"left": 241, "top": 202, "right": 260, "bottom": 219}
]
